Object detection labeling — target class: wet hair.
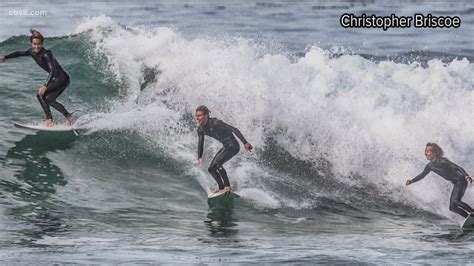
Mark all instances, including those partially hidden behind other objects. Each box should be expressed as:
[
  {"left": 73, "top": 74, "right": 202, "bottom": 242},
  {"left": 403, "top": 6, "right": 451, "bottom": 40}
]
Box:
[
  {"left": 196, "top": 105, "right": 210, "bottom": 116},
  {"left": 426, "top": 142, "right": 444, "bottom": 158},
  {"left": 29, "top": 29, "right": 44, "bottom": 44}
]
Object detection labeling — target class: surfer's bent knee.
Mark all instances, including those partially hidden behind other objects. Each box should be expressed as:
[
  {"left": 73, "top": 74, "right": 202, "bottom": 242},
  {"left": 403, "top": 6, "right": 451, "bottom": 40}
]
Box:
[{"left": 208, "top": 165, "right": 217, "bottom": 173}]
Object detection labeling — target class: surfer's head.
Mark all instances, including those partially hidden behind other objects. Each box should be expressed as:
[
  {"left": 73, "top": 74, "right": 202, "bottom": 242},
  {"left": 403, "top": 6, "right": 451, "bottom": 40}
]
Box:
[
  {"left": 195, "top": 105, "right": 210, "bottom": 125},
  {"left": 29, "top": 29, "right": 44, "bottom": 54},
  {"left": 425, "top": 142, "right": 443, "bottom": 161}
]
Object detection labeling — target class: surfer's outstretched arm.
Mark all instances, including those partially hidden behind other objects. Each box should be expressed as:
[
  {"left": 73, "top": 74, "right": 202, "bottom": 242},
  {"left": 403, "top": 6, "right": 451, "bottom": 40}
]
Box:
[
  {"left": 222, "top": 122, "right": 247, "bottom": 143},
  {"left": 0, "top": 50, "right": 32, "bottom": 62},
  {"left": 222, "top": 122, "right": 253, "bottom": 152},
  {"left": 406, "top": 165, "right": 431, "bottom": 185}
]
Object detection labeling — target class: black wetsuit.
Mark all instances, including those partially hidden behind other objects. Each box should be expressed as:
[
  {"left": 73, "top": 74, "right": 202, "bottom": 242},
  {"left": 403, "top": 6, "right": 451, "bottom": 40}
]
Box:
[
  {"left": 411, "top": 157, "right": 473, "bottom": 218},
  {"left": 197, "top": 117, "right": 248, "bottom": 189},
  {"left": 5, "top": 47, "right": 71, "bottom": 120}
]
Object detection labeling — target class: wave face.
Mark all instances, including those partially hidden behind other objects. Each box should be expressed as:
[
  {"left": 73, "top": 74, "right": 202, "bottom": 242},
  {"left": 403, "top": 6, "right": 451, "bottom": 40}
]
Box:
[{"left": 64, "top": 16, "right": 474, "bottom": 216}]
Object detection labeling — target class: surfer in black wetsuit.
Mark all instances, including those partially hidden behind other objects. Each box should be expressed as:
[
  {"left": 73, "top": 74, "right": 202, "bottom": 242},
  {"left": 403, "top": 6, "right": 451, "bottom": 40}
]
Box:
[
  {"left": 0, "top": 29, "right": 75, "bottom": 127},
  {"left": 406, "top": 143, "right": 473, "bottom": 218},
  {"left": 195, "top": 105, "right": 253, "bottom": 193}
]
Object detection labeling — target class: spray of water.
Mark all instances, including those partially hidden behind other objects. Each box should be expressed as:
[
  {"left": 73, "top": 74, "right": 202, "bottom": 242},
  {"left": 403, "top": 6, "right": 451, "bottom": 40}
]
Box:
[{"left": 73, "top": 15, "right": 474, "bottom": 217}]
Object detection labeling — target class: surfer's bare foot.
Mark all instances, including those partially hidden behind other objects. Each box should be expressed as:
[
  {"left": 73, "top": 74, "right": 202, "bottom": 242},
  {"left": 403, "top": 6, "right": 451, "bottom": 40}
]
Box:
[
  {"left": 223, "top": 186, "right": 231, "bottom": 192},
  {"left": 67, "top": 115, "right": 76, "bottom": 125},
  {"left": 45, "top": 119, "right": 54, "bottom": 127},
  {"left": 212, "top": 188, "right": 224, "bottom": 193}
]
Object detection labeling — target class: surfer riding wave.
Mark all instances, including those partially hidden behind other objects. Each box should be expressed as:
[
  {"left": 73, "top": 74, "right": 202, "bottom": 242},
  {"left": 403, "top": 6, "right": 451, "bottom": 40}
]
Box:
[
  {"left": 195, "top": 105, "right": 253, "bottom": 194},
  {"left": 407, "top": 143, "right": 473, "bottom": 218},
  {"left": 0, "top": 29, "right": 76, "bottom": 127}
]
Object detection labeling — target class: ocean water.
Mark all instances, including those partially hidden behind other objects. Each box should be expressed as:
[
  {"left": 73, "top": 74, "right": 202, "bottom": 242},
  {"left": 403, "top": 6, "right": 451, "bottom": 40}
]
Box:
[{"left": 0, "top": 1, "right": 474, "bottom": 263}]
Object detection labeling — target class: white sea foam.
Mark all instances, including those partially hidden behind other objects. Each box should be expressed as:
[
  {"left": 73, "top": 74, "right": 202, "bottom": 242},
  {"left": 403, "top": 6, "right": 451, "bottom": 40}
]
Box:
[{"left": 74, "top": 16, "right": 474, "bottom": 217}]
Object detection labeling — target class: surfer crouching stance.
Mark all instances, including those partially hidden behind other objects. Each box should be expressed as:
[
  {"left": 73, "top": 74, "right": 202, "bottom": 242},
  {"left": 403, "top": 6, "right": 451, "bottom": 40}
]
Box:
[
  {"left": 406, "top": 143, "right": 473, "bottom": 218},
  {"left": 0, "top": 29, "right": 75, "bottom": 127},
  {"left": 195, "top": 105, "right": 253, "bottom": 193}
]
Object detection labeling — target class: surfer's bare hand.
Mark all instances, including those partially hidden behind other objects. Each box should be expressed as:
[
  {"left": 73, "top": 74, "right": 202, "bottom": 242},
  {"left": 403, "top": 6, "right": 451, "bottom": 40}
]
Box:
[
  {"left": 466, "top": 176, "right": 473, "bottom": 184},
  {"left": 38, "top": 85, "right": 47, "bottom": 97},
  {"left": 244, "top": 143, "right": 253, "bottom": 152},
  {"left": 406, "top": 179, "right": 413, "bottom": 186},
  {"left": 197, "top": 158, "right": 203, "bottom": 168},
  {"left": 0, "top": 56, "right": 5, "bottom": 63}
]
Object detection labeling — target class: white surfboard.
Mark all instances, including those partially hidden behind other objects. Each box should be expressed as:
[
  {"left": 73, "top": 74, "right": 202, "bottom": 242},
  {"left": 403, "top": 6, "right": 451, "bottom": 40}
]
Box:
[
  {"left": 208, "top": 190, "right": 240, "bottom": 199},
  {"left": 13, "top": 122, "right": 81, "bottom": 135},
  {"left": 461, "top": 214, "right": 474, "bottom": 229}
]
